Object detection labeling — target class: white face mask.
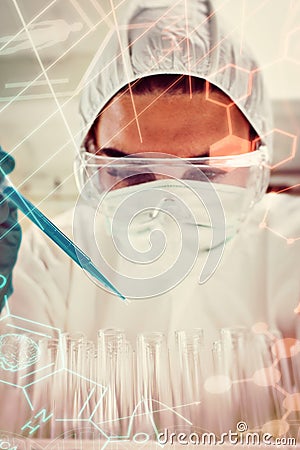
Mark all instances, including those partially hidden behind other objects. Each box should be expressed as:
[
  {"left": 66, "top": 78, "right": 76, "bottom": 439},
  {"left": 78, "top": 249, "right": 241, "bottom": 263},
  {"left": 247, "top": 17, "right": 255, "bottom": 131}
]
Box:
[
  {"left": 82, "top": 178, "right": 255, "bottom": 298},
  {"left": 100, "top": 178, "right": 252, "bottom": 242},
  {"left": 74, "top": 150, "right": 268, "bottom": 297}
]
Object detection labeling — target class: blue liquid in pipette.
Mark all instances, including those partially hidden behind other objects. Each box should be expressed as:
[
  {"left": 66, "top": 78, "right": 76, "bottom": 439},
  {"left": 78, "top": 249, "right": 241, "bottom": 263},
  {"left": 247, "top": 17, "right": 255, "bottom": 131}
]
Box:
[{"left": 2, "top": 185, "right": 126, "bottom": 302}]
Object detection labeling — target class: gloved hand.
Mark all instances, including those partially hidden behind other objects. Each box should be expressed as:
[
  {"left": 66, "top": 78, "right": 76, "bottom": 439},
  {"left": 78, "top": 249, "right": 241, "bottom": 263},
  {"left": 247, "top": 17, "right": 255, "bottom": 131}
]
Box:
[{"left": 0, "top": 148, "right": 22, "bottom": 311}]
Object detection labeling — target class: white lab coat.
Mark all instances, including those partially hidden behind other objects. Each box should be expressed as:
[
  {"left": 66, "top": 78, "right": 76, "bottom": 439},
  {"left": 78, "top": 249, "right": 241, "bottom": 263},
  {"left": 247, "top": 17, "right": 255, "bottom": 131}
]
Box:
[{"left": 7, "top": 192, "right": 300, "bottom": 344}]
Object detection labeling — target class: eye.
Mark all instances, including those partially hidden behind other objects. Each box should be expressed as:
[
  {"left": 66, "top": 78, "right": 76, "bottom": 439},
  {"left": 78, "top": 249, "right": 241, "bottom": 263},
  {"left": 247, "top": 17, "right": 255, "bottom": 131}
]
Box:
[
  {"left": 123, "top": 172, "right": 156, "bottom": 186},
  {"left": 106, "top": 167, "right": 118, "bottom": 176},
  {"left": 183, "top": 167, "right": 226, "bottom": 181}
]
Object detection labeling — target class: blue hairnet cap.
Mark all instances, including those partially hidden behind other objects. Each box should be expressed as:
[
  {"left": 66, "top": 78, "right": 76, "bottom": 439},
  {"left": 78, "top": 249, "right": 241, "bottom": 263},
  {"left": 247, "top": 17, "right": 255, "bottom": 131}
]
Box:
[{"left": 79, "top": 0, "right": 273, "bottom": 152}]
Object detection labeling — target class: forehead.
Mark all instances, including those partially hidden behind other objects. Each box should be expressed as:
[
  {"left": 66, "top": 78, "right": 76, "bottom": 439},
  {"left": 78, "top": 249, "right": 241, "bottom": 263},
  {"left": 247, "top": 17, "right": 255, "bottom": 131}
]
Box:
[{"left": 95, "top": 90, "right": 251, "bottom": 156}]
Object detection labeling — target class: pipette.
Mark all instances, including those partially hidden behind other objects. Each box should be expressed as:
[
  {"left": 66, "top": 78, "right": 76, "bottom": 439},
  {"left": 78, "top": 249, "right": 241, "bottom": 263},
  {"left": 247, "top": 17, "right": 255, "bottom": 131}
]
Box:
[{"left": 0, "top": 172, "right": 127, "bottom": 302}]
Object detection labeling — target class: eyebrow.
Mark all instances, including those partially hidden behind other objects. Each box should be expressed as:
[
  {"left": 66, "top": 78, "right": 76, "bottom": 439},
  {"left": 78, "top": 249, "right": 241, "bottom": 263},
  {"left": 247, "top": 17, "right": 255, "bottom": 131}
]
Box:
[
  {"left": 193, "top": 151, "right": 210, "bottom": 158},
  {"left": 99, "top": 147, "right": 210, "bottom": 158},
  {"left": 98, "top": 147, "right": 129, "bottom": 157}
]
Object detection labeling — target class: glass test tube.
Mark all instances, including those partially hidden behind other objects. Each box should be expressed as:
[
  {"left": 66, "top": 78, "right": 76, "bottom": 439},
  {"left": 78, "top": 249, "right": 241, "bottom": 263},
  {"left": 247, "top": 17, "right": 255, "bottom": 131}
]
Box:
[
  {"left": 136, "top": 332, "right": 172, "bottom": 436},
  {"left": 173, "top": 329, "right": 204, "bottom": 433},
  {"left": 95, "top": 329, "right": 134, "bottom": 437}
]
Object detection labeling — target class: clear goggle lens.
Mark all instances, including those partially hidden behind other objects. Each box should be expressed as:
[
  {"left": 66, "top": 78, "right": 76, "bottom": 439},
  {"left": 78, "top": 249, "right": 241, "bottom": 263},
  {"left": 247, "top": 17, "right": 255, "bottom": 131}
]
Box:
[{"left": 74, "top": 147, "right": 269, "bottom": 201}]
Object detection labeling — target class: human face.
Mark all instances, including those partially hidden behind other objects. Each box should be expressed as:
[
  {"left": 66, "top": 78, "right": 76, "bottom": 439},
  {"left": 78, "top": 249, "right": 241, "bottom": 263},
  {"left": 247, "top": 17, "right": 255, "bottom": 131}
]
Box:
[
  {"left": 94, "top": 90, "right": 253, "bottom": 158},
  {"left": 75, "top": 89, "right": 267, "bottom": 204}
]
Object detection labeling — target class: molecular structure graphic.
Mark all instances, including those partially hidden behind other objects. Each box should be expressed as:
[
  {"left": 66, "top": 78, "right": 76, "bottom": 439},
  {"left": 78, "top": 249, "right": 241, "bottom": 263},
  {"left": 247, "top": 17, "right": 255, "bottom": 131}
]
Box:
[
  {"left": 0, "top": 0, "right": 300, "bottom": 448},
  {"left": 252, "top": 323, "right": 300, "bottom": 434},
  {"left": 203, "top": 322, "right": 300, "bottom": 439},
  {"left": 1, "top": 302, "right": 300, "bottom": 448},
  {"left": 0, "top": 334, "right": 40, "bottom": 372},
  {"left": 0, "top": 303, "right": 196, "bottom": 448}
]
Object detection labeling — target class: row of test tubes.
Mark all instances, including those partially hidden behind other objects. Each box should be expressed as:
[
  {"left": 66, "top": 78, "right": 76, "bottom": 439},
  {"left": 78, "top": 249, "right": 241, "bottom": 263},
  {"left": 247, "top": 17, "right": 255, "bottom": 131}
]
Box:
[{"left": 3, "top": 326, "right": 300, "bottom": 441}]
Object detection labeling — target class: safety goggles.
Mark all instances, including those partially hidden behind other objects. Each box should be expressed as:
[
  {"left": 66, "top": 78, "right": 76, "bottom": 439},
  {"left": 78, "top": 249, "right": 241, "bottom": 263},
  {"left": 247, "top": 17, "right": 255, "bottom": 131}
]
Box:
[{"left": 74, "top": 146, "right": 269, "bottom": 202}]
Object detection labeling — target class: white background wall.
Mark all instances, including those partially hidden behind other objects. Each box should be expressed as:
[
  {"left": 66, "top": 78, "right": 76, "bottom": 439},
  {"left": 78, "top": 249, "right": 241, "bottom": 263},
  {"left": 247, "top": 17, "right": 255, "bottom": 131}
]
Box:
[{"left": 215, "top": 0, "right": 300, "bottom": 99}]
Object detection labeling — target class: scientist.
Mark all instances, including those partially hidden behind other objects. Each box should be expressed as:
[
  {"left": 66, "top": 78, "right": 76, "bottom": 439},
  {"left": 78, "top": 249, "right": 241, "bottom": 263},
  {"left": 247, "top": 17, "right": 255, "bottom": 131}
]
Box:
[{"left": 1, "top": 0, "right": 300, "bottom": 345}]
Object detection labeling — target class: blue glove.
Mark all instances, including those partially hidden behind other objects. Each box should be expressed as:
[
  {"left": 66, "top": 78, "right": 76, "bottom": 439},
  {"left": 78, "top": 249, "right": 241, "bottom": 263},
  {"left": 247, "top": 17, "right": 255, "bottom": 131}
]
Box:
[{"left": 0, "top": 148, "right": 22, "bottom": 311}]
